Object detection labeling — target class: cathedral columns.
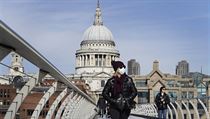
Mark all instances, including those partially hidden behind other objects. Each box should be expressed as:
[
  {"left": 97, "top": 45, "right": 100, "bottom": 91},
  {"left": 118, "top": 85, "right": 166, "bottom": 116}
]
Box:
[
  {"left": 105, "top": 55, "right": 108, "bottom": 66},
  {"left": 83, "top": 55, "right": 86, "bottom": 66},
  {"left": 81, "top": 55, "right": 84, "bottom": 66},
  {"left": 85, "top": 55, "right": 88, "bottom": 66},
  {"left": 87, "top": 55, "right": 90, "bottom": 66},
  {"left": 76, "top": 56, "right": 79, "bottom": 67},
  {"left": 97, "top": 55, "right": 99, "bottom": 66},
  {"left": 77, "top": 54, "right": 97, "bottom": 67},
  {"left": 89, "top": 55, "right": 91, "bottom": 66},
  {"left": 91, "top": 54, "right": 95, "bottom": 66},
  {"left": 101, "top": 55, "right": 104, "bottom": 66},
  {"left": 103, "top": 55, "right": 106, "bottom": 66},
  {"left": 108, "top": 55, "right": 111, "bottom": 66}
]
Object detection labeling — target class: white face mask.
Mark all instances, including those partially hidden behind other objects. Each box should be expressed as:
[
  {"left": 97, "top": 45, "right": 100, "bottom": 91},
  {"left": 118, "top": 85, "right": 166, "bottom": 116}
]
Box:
[{"left": 118, "top": 67, "right": 125, "bottom": 75}]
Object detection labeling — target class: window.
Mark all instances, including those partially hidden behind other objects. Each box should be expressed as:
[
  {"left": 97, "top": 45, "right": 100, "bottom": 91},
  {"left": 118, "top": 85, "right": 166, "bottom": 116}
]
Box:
[
  {"left": 7, "top": 89, "right": 10, "bottom": 97},
  {"left": 137, "top": 92, "right": 149, "bottom": 103},
  {"left": 168, "top": 92, "right": 177, "bottom": 101},
  {"left": 167, "top": 81, "right": 175, "bottom": 87},
  {"left": 14, "top": 67, "right": 19, "bottom": 71},
  {"left": 188, "top": 92, "right": 194, "bottom": 98},
  {"left": 3, "top": 100, "right": 6, "bottom": 105},
  {"left": 27, "top": 109, "right": 34, "bottom": 116},
  {"left": 197, "top": 83, "right": 206, "bottom": 97},
  {"left": 0, "top": 89, "right": 2, "bottom": 97},
  {"left": 6, "top": 100, "right": 10, "bottom": 105},
  {"left": 4, "top": 89, "right": 6, "bottom": 97},
  {"left": 136, "top": 80, "right": 147, "bottom": 87},
  {"left": 181, "top": 92, "right": 187, "bottom": 99},
  {"left": 45, "top": 101, "right": 49, "bottom": 108},
  {"left": 191, "top": 114, "right": 194, "bottom": 119},
  {"left": 101, "top": 80, "right": 105, "bottom": 87}
]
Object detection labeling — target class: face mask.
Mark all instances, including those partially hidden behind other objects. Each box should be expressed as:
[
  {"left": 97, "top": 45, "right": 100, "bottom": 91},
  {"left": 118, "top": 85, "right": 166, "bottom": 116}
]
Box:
[{"left": 118, "top": 67, "right": 125, "bottom": 75}]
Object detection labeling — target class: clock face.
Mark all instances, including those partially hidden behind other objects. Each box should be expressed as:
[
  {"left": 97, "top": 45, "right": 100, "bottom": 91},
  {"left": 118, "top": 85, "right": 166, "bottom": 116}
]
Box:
[
  {"left": 14, "top": 67, "right": 19, "bottom": 71},
  {"left": 13, "top": 76, "right": 24, "bottom": 89}
]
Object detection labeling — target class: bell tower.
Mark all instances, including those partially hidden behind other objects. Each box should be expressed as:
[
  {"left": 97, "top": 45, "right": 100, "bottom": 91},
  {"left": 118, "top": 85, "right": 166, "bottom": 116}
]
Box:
[{"left": 9, "top": 52, "right": 24, "bottom": 76}]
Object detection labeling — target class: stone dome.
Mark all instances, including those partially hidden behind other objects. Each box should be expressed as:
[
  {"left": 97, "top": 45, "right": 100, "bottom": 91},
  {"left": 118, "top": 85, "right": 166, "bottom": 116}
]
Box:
[{"left": 83, "top": 25, "right": 114, "bottom": 41}]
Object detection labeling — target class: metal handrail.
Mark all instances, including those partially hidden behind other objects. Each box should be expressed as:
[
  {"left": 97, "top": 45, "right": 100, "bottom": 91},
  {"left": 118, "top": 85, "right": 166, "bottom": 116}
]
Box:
[{"left": 0, "top": 20, "right": 95, "bottom": 104}]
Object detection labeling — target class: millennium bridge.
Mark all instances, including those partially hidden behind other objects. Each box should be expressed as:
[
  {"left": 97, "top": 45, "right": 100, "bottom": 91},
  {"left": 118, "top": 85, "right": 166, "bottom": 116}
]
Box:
[{"left": 0, "top": 20, "right": 210, "bottom": 119}]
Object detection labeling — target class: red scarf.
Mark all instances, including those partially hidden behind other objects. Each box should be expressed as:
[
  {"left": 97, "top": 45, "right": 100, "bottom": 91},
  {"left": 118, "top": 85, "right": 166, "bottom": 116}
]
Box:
[{"left": 113, "top": 74, "right": 126, "bottom": 96}]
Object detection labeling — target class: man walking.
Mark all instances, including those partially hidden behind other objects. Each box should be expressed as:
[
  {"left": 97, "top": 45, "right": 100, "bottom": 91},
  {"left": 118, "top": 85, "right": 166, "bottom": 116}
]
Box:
[{"left": 155, "top": 86, "right": 170, "bottom": 119}]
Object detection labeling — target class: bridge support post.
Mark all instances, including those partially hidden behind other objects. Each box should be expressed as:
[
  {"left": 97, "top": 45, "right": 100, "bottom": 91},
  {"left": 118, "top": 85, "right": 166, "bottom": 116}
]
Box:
[
  {"left": 31, "top": 82, "right": 57, "bottom": 119},
  {"left": 55, "top": 92, "right": 73, "bottom": 119},
  {"left": 46, "top": 88, "right": 67, "bottom": 119}
]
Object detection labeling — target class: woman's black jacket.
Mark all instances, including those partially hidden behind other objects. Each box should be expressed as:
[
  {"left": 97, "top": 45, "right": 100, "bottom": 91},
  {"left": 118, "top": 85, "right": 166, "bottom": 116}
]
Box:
[{"left": 102, "top": 75, "right": 137, "bottom": 110}]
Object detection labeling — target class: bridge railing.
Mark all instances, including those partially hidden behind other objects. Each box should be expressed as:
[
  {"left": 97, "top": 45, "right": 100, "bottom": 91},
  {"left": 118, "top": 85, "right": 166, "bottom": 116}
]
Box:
[
  {"left": 131, "top": 96, "right": 210, "bottom": 119},
  {"left": 0, "top": 20, "right": 96, "bottom": 119}
]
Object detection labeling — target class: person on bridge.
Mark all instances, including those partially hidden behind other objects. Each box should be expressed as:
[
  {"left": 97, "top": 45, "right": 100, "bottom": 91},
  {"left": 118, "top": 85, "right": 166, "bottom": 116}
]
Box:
[
  {"left": 102, "top": 60, "right": 137, "bottom": 119},
  {"left": 155, "top": 86, "right": 170, "bottom": 119}
]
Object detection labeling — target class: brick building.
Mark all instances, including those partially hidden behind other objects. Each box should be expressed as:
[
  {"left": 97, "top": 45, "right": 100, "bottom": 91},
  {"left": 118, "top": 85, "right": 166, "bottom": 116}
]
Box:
[{"left": 0, "top": 84, "right": 16, "bottom": 118}]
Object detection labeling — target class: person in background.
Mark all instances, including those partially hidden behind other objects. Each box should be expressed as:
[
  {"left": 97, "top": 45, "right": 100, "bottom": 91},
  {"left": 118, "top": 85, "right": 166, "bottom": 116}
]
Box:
[
  {"left": 155, "top": 86, "right": 170, "bottom": 119},
  {"left": 102, "top": 60, "right": 137, "bottom": 119},
  {"left": 97, "top": 94, "right": 106, "bottom": 117}
]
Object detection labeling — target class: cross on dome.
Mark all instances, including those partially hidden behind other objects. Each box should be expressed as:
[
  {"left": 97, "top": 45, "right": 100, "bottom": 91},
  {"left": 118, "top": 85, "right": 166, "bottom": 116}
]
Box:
[{"left": 94, "top": 0, "right": 103, "bottom": 25}]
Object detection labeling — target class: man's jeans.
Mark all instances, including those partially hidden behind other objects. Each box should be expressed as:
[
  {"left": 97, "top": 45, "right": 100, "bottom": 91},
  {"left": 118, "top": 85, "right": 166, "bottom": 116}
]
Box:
[{"left": 158, "top": 109, "right": 167, "bottom": 119}]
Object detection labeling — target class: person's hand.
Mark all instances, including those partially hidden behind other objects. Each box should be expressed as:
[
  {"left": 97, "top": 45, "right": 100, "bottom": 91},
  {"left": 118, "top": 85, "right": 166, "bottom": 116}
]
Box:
[{"left": 115, "top": 97, "right": 126, "bottom": 110}]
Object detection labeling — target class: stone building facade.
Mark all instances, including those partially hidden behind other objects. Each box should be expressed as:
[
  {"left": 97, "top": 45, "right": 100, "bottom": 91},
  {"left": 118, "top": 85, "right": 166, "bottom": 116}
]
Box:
[{"left": 133, "top": 60, "right": 210, "bottom": 119}]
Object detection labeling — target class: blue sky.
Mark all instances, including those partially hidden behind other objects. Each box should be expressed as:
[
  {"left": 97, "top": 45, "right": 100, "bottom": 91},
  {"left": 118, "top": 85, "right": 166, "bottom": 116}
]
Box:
[{"left": 0, "top": 0, "right": 209, "bottom": 75}]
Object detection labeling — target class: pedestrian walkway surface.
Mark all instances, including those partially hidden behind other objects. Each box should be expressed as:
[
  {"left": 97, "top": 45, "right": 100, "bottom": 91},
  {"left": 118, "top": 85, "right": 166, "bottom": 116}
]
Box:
[{"left": 95, "top": 115, "right": 146, "bottom": 119}]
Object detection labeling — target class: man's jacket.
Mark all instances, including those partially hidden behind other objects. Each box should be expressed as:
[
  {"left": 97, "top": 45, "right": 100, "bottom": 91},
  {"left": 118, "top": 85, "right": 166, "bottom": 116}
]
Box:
[{"left": 155, "top": 93, "right": 170, "bottom": 110}]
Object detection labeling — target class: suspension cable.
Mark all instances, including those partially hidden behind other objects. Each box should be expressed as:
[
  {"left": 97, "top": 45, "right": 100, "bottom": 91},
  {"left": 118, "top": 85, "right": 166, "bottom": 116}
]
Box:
[{"left": 0, "top": 62, "right": 37, "bottom": 79}]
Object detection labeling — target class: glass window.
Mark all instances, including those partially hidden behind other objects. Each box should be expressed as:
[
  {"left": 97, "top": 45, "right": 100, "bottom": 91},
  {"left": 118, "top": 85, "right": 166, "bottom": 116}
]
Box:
[
  {"left": 188, "top": 92, "right": 194, "bottom": 98},
  {"left": 0, "top": 89, "right": 2, "bottom": 97},
  {"left": 136, "top": 80, "right": 147, "bottom": 87},
  {"left": 101, "top": 80, "right": 105, "bottom": 87},
  {"left": 167, "top": 80, "right": 175, "bottom": 87},
  {"left": 138, "top": 92, "right": 149, "bottom": 103},
  {"left": 181, "top": 92, "right": 187, "bottom": 99},
  {"left": 7, "top": 89, "right": 10, "bottom": 97},
  {"left": 27, "top": 109, "right": 33, "bottom": 116},
  {"left": 197, "top": 83, "right": 206, "bottom": 97},
  {"left": 168, "top": 92, "right": 177, "bottom": 101}
]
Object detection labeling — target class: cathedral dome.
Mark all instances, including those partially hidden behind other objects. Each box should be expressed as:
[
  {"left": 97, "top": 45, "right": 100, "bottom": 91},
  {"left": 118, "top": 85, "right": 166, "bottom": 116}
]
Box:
[
  {"left": 82, "top": 0, "right": 114, "bottom": 41},
  {"left": 83, "top": 25, "right": 113, "bottom": 41},
  {"left": 75, "top": 0, "right": 120, "bottom": 75}
]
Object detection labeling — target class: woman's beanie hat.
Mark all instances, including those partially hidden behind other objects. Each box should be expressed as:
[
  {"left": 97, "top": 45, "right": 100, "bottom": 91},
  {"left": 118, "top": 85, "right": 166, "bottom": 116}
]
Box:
[{"left": 111, "top": 61, "right": 126, "bottom": 72}]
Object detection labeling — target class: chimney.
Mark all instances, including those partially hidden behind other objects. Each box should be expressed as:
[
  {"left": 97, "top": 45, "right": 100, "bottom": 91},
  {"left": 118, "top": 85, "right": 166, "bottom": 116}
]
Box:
[{"left": 153, "top": 60, "right": 159, "bottom": 70}]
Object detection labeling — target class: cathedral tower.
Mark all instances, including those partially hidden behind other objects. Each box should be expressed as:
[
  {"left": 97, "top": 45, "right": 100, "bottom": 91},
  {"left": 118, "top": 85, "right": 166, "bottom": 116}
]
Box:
[{"left": 9, "top": 52, "right": 24, "bottom": 76}]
